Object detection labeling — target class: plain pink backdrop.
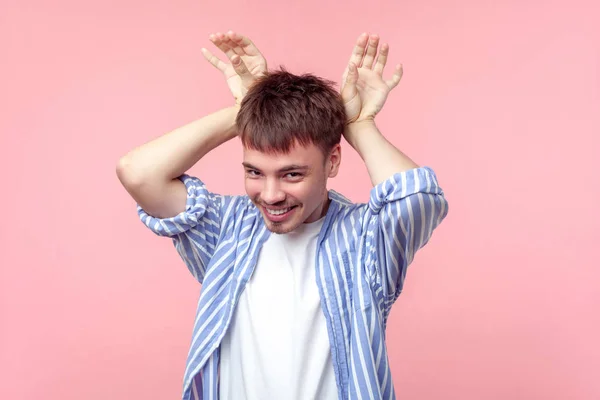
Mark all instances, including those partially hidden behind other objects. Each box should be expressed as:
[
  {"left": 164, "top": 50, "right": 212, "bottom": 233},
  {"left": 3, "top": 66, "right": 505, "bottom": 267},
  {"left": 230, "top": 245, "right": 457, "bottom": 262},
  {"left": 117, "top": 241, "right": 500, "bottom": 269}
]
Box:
[{"left": 1, "top": 0, "right": 598, "bottom": 399}]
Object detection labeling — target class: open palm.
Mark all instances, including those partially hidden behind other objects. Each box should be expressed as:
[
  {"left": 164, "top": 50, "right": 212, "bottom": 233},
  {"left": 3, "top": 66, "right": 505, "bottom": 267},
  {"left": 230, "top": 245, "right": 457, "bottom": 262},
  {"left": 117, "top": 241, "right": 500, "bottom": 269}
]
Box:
[
  {"left": 201, "top": 31, "right": 267, "bottom": 104},
  {"left": 341, "top": 33, "right": 403, "bottom": 123}
]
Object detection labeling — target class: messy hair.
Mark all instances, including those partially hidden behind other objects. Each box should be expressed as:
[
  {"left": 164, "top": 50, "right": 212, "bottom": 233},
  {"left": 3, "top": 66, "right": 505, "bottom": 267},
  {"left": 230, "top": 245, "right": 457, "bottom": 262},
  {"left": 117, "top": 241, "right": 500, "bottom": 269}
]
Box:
[{"left": 236, "top": 67, "right": 346, "bottom": 156}]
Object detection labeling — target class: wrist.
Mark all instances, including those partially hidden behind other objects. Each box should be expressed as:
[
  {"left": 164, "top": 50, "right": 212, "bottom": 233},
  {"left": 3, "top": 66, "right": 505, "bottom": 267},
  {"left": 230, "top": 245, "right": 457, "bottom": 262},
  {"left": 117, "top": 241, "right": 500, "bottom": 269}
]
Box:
[
  {"left": 218, "top": 105, "right": 241, "bottom": 139},
  {"left": 344, "top": 119, "right": 377, "bottom": 142},
  {"left": 344, "top": 120, "right": 382, "bottom": 156},
  {"left": 346, "top": 118, "right": 377, "bottom": 129}
]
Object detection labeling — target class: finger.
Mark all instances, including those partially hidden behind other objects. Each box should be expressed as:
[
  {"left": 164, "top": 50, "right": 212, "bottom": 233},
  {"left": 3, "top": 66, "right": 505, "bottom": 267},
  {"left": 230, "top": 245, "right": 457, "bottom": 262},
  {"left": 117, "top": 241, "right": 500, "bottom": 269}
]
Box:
[
  {"left": 348, "top": 33, "right": 369, "bottom": 68},
  {"left": 223, "top": 34, "right": 245, "bottom": 56},
  {"left": 373, "top": 43, "right": 389, "bottom": 76},
  {"left": 385, "top": 64, "right": 403, "bottom": 90},
  {"left": 361, "top": 34, "right": 380, "bottom": 69},
  {"left": 231, "top": 55, "right": 254, "bottom": 86},
  {"left": 210, "top": 32, "right": 236, "bottom": 58},
  {"left": 227, "top": 31, "right": 263, "bottom": 57},
  {"left": 201, "top": 48, "right": 227, "bottom": 72}
]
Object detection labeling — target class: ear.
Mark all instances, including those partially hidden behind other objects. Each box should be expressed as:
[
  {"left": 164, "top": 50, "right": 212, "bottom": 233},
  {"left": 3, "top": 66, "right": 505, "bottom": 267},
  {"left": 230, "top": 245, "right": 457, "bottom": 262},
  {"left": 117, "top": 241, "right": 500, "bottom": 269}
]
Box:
[{"left": 327, "top": 144, "right": 342, "bottom": 178}]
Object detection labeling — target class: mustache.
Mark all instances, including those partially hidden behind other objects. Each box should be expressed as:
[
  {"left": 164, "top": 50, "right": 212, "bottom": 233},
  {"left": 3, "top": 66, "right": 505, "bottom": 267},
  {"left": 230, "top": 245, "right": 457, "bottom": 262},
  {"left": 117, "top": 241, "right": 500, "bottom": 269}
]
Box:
[{"left": 253, "top": 198, "right": 297, "bottom": 208}]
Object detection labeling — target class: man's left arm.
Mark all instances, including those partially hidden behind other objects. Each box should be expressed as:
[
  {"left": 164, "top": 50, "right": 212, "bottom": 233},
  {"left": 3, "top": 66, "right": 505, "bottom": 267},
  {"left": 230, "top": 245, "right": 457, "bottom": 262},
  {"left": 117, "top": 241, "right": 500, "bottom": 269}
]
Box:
[
  {"left": 340, "top": 33, "right": 449, "bottom": 299},
  {"left": 346, "top": 119, "right": 448, "bottom": 300}
]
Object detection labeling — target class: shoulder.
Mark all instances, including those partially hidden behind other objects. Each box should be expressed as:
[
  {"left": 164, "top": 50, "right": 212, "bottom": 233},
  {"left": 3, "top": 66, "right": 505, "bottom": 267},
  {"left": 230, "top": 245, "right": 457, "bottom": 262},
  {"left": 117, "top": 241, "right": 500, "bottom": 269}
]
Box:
[
  {"left": 179, "top": 174, "right": 263, "bottom": 226},
  {"left": 325, "top": 189, "right": 370, "bottom": 243}
]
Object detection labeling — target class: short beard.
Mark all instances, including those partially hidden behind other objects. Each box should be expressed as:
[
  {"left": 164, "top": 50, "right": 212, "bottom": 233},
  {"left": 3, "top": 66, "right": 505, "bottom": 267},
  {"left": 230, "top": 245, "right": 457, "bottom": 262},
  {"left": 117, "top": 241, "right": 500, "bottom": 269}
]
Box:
[{"left": 265, "top": 219, "right": 296, "bottom": 235}]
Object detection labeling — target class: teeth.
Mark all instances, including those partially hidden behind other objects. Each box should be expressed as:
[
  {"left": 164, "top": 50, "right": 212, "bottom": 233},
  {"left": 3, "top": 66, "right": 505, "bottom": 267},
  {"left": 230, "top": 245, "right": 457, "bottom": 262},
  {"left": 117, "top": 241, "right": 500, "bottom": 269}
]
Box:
[{"left": 267, "top": 207, "right": 291, "bottom": 216}]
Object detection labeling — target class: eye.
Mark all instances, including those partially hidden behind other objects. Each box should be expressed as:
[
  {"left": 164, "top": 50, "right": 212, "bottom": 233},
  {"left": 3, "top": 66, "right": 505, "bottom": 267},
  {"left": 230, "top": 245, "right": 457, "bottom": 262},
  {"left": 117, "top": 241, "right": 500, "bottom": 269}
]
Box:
[
  {"left": 285, "top": 172, "right": 303, "bottom": 179},
  {"left": 246, "top": 169, "right": 261, "bottom": 177}
]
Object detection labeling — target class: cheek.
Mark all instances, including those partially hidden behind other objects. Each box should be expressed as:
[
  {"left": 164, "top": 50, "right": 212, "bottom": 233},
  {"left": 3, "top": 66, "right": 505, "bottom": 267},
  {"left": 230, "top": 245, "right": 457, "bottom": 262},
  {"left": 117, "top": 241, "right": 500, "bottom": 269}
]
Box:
[
  {"left": 244, "top": 179, "right": 262, "bottom": 198},
  {"left": 294, "top": 181, "right": 326, "bottom": 205}
]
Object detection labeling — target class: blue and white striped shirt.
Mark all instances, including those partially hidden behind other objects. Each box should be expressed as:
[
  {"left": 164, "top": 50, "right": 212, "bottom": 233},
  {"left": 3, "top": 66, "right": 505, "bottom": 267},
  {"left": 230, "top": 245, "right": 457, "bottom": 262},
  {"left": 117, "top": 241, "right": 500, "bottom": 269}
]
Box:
[{"left": 138, "top": 166, "right": 448, "bottom": 400}]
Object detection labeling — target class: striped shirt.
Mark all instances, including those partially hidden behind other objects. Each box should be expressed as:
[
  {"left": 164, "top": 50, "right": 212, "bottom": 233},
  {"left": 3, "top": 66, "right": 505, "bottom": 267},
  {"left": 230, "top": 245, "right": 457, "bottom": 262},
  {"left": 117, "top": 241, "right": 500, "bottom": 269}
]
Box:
[{"left": 138, "top": 166, "right": 449, "bottom": 400}]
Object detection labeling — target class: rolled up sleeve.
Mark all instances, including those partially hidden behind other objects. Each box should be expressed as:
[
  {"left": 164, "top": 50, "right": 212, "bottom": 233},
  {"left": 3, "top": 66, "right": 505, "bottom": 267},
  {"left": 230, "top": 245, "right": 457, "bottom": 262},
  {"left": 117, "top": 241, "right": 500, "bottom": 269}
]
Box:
[
  {"left": 366, "top": 167, "right": 449, "bottom": 300},
  {"left": 137, "top": 174, "right": 222, "bottom": 283}
]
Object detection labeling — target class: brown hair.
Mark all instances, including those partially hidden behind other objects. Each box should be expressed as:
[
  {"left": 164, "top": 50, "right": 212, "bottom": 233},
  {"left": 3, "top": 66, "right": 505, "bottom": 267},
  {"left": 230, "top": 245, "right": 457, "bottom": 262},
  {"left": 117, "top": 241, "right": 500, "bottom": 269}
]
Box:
[{"left": 236, "top": 67, "right": 346, "bottom": 156}]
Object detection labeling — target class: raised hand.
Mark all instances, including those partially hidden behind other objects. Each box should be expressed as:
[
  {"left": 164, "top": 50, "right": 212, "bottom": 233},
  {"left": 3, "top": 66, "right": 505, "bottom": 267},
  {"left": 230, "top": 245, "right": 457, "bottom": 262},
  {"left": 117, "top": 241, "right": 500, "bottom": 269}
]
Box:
[
  {"left": 340, "top": 33, "right": 403, "bottom": 124},
  {"left": 201, "top": 31, "right": 268, "bottom": 105}
]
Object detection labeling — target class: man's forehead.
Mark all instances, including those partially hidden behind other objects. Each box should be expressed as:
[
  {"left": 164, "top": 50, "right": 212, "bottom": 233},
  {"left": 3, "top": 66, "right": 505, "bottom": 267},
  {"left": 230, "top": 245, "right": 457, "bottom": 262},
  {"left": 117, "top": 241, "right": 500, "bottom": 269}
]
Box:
[
  {"left": 242, "top": 144, "right": 320, "bottom": 169},
  {"left": 242, "top": 161, "right": 310, "bottom": 174},
  {"left": 242, "top": 156, "right": 312, "bottom": 173}
]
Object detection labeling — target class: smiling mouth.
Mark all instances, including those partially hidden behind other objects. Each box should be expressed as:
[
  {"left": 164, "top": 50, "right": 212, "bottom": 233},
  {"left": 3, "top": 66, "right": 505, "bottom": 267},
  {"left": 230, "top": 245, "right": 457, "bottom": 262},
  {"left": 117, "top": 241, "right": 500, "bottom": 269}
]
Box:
[
  {"left": 265, "top": 205, "right": 298, "bottom": 213},
  {"left": 266, "top": 207, "right": 292, "bottom": 216},
  {"left": 262, "top": 205, "right": 298, "bottom": 221}
]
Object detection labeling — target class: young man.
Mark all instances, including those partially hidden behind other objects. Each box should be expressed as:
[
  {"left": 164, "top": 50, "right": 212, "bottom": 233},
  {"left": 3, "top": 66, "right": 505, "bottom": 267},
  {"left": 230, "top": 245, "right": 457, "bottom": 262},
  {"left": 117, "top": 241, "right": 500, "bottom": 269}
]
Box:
[{"left": 117, "top": 31, "right": 448, "bottom": 400}]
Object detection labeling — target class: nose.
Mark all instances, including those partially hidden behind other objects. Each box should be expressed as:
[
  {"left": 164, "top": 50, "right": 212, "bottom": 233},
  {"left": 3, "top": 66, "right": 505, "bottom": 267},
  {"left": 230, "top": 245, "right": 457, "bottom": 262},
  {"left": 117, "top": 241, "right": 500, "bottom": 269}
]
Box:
[{"left": 261, "top": 178, "right": 286, "bottom": 205}]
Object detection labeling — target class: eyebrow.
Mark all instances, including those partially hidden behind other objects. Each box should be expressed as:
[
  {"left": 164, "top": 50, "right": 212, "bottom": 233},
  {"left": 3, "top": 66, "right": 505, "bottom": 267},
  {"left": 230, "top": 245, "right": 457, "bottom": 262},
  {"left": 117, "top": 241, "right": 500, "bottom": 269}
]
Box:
[{"left": 242, "top": 162, "right": 310, "bottom": 173}]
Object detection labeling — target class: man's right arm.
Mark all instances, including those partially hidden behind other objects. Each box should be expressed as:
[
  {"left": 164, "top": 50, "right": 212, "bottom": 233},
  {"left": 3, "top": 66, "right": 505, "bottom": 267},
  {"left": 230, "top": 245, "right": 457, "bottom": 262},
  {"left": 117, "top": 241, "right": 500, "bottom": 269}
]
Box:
[
  {"left": 117, "top": 30, "right": 266, "bottom": 220},
  {"left": 116, "top": 105, "right": 239, "bottom": 219}
]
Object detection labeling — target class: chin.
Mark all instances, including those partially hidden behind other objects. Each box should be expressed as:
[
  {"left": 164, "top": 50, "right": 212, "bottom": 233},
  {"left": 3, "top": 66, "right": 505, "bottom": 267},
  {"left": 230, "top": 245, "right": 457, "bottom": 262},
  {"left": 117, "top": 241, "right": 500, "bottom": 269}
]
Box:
[
  {"left": 264, "top": 219, "right": 298, "bottom": 235},
  {"left": 261, "top": 212, "right": 302, "bottom": 234}
]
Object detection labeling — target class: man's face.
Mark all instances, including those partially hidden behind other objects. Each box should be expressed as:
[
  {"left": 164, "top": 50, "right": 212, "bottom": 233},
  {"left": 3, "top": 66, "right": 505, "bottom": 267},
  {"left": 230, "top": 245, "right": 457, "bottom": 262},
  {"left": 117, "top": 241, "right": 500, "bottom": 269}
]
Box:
[{"left": 242, "top": 142, "right": 341, "bottom": 234}]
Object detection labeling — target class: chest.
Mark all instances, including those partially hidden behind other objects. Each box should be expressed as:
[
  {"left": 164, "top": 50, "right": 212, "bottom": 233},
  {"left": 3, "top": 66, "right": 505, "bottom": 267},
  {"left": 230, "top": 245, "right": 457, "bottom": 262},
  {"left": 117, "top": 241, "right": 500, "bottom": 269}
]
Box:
[{"left": 238, "top": 233, "right": 322, "bottom": 326}]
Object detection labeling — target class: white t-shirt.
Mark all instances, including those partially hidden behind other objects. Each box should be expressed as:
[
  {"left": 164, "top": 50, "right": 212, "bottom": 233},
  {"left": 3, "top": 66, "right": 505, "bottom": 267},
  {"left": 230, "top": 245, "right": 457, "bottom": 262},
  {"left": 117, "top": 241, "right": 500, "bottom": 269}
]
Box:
[{"left": 219, "top": 217, "right": 338, "bottom": 399}]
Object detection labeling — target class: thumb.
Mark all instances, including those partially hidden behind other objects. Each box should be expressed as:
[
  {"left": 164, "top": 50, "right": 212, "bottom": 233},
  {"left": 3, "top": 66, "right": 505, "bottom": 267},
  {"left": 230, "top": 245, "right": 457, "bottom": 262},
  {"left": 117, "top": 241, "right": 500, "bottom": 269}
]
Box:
[
  {"left": 231, "top": 55, "right": 254, "bottom": 86},
  {"left": 341, "top": 62, "right": 358, "bottom": 99}
]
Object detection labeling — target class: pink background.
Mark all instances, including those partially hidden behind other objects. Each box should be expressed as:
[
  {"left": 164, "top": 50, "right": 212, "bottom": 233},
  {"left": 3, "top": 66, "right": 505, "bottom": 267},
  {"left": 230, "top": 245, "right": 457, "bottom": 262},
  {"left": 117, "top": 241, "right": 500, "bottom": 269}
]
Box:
[{"left": 1, "top": 0, "right": 599, "bottom": 399}]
